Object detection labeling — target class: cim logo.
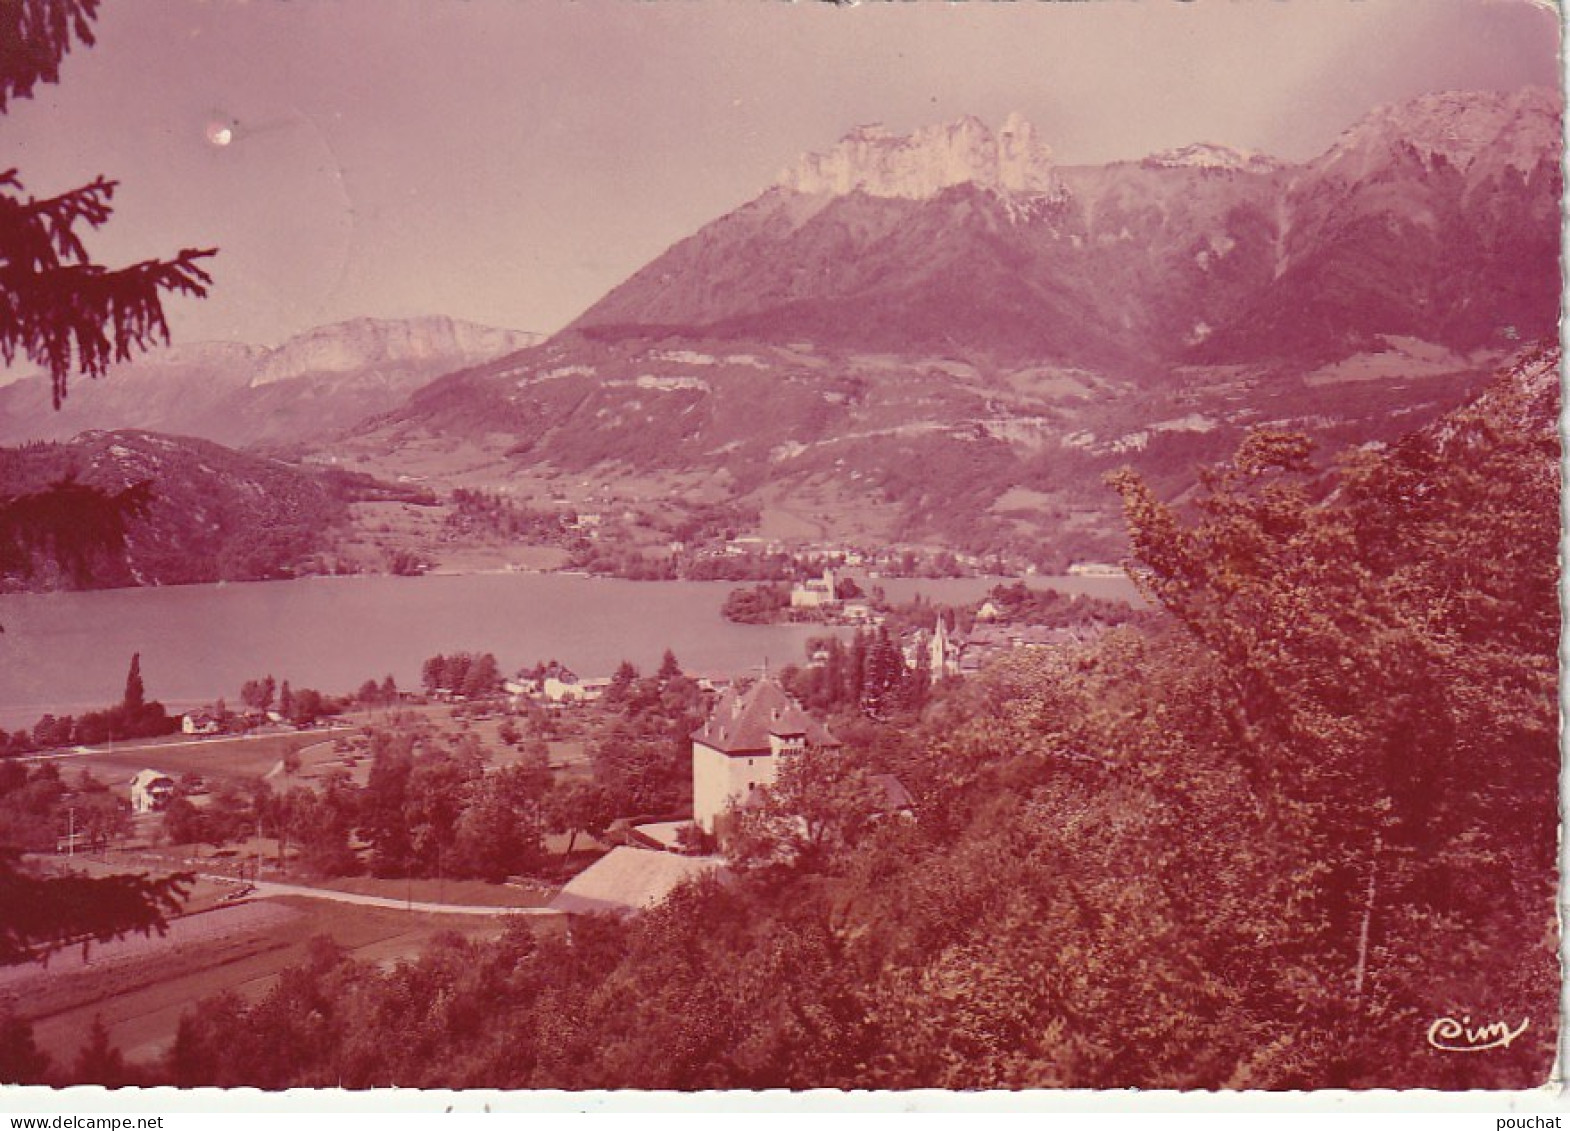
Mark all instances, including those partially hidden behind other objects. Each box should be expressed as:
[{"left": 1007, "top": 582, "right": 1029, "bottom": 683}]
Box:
[{"left": 1426, "top": 1014, "right": 1530, "bottom": 1053}]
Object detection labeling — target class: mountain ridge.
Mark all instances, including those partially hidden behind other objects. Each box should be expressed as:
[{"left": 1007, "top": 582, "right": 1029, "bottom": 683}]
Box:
[
  {"left": 0, "top": 315, "right": 543, "bottom": 451},
  {"left": 329, "top": 87, "right": 1559, "bottom": 571},
  {"left": 568, "top": 87, "right": 1559, "bottom": 366}
]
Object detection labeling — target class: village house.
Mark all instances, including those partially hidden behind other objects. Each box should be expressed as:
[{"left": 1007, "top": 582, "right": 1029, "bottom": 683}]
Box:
[
  {"left": 1067, "top": 561, "right": 1126, "bottom": 578},
  {"left": 129, "top": 769, "right": 176, "bottom": 814},
  {"left": 839, "top": 600, "right": 877, "bottom": 624},
  {"left": 689, "top": 676, "right": 839, "bottom": 835},
  {"left": 957, "top": 622, "right": 1082, "bottom": 676},
  {"left": 181, "top": 709, "right": 222, "bottom": 735},
  {"left": 724, "top": 535, "right": 768, "bottom": 557},
  {"left": 576, "top": 677, "right": 612, "bottom": 703},
  {"left": 541, "top": 670, "right": 581, "bottom": 703}
]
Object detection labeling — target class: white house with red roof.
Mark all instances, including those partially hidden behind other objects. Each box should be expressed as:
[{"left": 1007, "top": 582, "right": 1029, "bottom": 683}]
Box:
[{"left": 689, "top": 676, "right": 839, "bottom": 835}]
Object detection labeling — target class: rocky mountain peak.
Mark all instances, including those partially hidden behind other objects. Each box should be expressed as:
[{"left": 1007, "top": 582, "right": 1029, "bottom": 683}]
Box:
[
  {"left": 777, "top": 112, "right": 1059, "bottom": 200},
  {"left": 1141, "top": 142, "right": 1282, "bottom": 174},
  {"left": 1318, "top": 86, "right": 1561, "bottom": 180},
  {"left": 249, "top": 315, "right": 541, "bottom": 388}
]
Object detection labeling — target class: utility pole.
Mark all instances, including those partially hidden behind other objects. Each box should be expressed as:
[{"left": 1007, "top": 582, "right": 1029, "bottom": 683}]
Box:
[{"left": 67, "top": 807, "right": 75, "bottom": 859}]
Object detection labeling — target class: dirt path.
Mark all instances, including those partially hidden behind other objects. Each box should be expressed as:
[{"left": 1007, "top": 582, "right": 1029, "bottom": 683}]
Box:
[
  {"left": 238, "top": 876, "right": 561, "bottom": 917},
  {"left": 23, "top": 726, "right": 356, "bottom": 765}
]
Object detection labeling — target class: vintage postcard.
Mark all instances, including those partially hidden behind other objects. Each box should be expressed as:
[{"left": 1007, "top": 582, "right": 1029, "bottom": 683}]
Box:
[{"left": 0, "top": 0, "right": 1561, "bottom": 1114}]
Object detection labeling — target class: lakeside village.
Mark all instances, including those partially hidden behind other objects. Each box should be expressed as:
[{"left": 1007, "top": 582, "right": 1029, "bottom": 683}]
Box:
[
  {"left": 406, "top": 487, "right": 1123, "bottom": 582},
  {"left": 3, "top": 574, "right": 1136, "bottom": 918}
]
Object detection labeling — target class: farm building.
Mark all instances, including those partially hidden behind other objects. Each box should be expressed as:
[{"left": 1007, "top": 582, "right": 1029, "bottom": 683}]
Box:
[
  {"left": 549, "top": 847, "right": 724, "bottom": 916},
  {"left": 181, "top": 710, "right": 222, "bottom": 735},
  {"left": 130, "top": 769, "right": 176, "bottom": 814}
]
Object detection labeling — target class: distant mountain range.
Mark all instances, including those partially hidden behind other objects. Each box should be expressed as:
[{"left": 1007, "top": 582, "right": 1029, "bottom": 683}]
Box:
[
  {"left": 339, "top": 87, "right": 1560, "bottom": 562},
  {"left": 570, "top": 88, "right": 1558, "bottom": 365},
  {"left": 0, "top": 316, "right": 543, "bottom": 450},
  {"left": 2, "top": 88, "right": 1560, "bottom": 584}
]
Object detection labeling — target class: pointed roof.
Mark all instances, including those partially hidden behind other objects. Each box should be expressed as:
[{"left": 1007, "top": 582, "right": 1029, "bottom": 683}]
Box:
[
  {"left": 549, "top": 847, "right": 724, "bottom": 916},
  {"left": 691, "top": 677, "right": 840, "bottom": 755}
]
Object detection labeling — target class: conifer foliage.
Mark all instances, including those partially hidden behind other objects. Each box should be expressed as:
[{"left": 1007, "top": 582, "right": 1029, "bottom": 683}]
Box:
[
  {"left": 0, "top": 1, "right": 215, "bottom": 407},
  {"left": 0, "top": 0, "right": 202, "bottom": 990}
]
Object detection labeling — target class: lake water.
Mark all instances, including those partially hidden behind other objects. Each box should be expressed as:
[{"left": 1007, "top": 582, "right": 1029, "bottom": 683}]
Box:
[{"left": 0, "top": 571, "right": 1136, "bottom": 729}]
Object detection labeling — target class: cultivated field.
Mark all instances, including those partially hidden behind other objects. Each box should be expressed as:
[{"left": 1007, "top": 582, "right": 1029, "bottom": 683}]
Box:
[{"left": 3, "top": 894, "right": 534, "bottom": 1071}]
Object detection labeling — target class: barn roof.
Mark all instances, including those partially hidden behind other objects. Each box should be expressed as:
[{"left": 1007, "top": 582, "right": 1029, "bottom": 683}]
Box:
[
  {"left": 869, "top": 773, "right": 915, "bottom": 813},
  {"left": 690, "top": 677, "right": 839, "bottom": 756},
  {"left": 549, "top": 848, "right": 724, "bottom": 916}
]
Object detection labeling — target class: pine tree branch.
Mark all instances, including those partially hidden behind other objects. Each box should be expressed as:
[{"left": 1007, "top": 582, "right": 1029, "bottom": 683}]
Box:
[{"left": 0, "top": 0, "right": 101, "bottom": 113}]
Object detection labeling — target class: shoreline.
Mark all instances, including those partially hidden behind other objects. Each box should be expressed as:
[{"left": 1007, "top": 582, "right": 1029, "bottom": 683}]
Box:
[{"left": 0, "top": 570, "right": 1139, "bottom": 732}]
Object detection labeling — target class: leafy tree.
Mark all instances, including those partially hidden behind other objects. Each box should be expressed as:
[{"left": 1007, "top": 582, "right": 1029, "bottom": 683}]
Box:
[
  {"left": 603, "top": 659, "right": 639, "bottom": 707},
  {"left": 728, "top": 744, "right": 892, "bottom": 873},
  {"left": 74, "top": 789, "right": 130, "bottom": 852},
  {"left": 240, "top": 674, "right": 276, "bottom": 713},
  {"left": 589, "top": 721, "right": 686, "bottom": 816},
  {"left": 461, "top": 652, "right": 501, "bottom": 699},
  {"left": 450, "top": 762, "right": 548, "bottom": 882},
  {"left": 159, "top": 795, "right": 203, "bottom": 847},
  {"left": 545, "top": 780, "right": 614, "bottom": 858},
  {"left": 421, "top": 653, "right": 448, "bottom": 695},
  {"left": 288, "top": 775, "right": 359, "bottom": 878},
  {"left": 360, "top": 732, "right": 416, "bottom": 876},
  {"left": 1102, "top": 352, "right": 1561, "bottom": 1086}
]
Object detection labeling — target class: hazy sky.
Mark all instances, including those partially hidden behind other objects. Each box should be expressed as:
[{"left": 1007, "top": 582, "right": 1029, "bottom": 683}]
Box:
[{"left": 3, "top": 0, "right": 1560, "bottom": 349}]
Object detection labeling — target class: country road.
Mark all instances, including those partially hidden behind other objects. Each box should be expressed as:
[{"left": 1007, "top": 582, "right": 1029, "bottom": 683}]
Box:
[
  {"left": 21, "top": 725, "right": 358, "bottom": 764},
  {"left": 233, "top": 876, "right": 562, "bottom": 917}
]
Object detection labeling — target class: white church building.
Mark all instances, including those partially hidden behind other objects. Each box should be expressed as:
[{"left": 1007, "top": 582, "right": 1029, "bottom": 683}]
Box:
[{"left": 689, "top": 677, "right": 839, "bottom": 835}]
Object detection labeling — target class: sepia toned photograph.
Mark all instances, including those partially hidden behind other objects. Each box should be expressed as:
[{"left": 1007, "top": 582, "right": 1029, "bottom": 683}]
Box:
[{"left": 0, "top": 0, "right": 1561, "bottom": 1102}]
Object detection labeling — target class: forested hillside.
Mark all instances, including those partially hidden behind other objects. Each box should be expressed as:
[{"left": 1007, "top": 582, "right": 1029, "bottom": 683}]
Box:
[
  {"left": 46, "top": 346, "right": 1559, "bottom": 1091},
  {"left": 0, "top": 431, "right": 416, "bottom": 588}
]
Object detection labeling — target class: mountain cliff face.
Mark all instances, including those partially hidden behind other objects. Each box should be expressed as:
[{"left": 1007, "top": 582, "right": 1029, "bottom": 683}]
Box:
[
  {"left": 777, "top": 112, "right": 1062, "bottom": 200},
  {"left": 570, "top": 89, "right": 1559, "bottom": 368},
  {"left": 0, "top": 316, "right": 542, "bottom": 450},
  {"left": 248, "top": 316, "right": 537, "bottom": 388}
]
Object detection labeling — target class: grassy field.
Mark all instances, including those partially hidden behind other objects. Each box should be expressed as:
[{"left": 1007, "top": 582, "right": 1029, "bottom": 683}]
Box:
[
  {"left": 52, "top": 726, "right": 354, "bottom": 787},
  {"left": 49, "top": 702, "right": 593, "bottom": 803}
]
